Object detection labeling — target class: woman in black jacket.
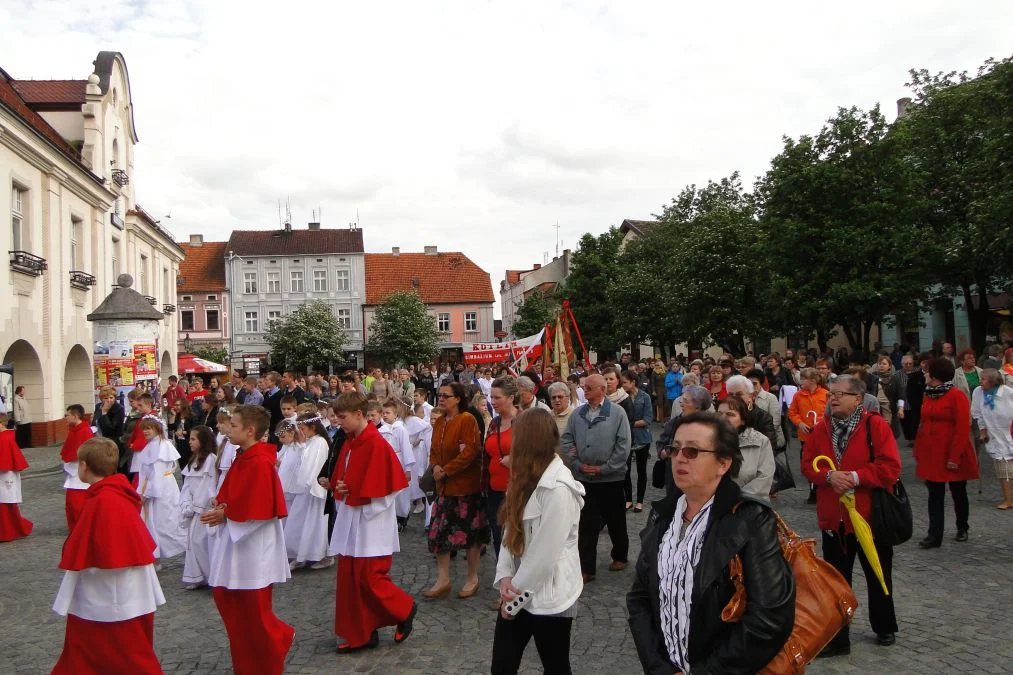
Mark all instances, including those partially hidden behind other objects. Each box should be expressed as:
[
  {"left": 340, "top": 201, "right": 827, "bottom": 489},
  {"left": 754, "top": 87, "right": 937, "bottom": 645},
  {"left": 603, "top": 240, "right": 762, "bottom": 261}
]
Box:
[
  {"left": 628, "top": 412, "right": 795, "bottom": 674},
  {"left": 94, "top": 386, "right": 125, "bottom": 442}
]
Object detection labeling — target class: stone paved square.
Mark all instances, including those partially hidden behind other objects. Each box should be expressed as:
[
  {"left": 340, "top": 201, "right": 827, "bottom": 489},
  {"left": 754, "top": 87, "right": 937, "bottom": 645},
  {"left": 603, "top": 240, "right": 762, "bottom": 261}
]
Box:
[{"left": 2, "top": 434, "right": 1011, "bottom": 674}]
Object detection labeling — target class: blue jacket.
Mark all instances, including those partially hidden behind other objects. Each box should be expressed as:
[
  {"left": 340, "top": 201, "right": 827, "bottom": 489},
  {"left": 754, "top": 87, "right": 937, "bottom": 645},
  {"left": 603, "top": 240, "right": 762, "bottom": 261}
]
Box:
[
  {"left": 665, "top": 370, "right": 684, "bottom": 401},
  {"left": 561, "top": 399, "right": 631, "bottom": 483},
  {"left": 628, "top": 389, "right": 654, "bottom": 446}
]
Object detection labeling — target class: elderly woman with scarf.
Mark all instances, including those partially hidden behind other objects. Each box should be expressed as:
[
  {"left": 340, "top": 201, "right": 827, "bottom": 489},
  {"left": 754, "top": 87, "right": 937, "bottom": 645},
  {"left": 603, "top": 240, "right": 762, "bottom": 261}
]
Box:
[
  {"left": 914, "top": 358, "right": 980, "bottom": 548},
  {"left": 970, "top": 369, "right": 1013, "bottom": 509},
  {"left": 874, "top": 355, "right": 906, "bottom": 437}
]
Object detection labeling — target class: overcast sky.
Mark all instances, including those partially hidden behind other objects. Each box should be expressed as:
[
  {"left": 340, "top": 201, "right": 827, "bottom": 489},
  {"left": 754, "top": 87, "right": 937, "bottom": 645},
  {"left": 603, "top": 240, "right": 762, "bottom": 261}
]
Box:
[{"left": 3, "top": 1, "right": 1011, "bottom": 318}]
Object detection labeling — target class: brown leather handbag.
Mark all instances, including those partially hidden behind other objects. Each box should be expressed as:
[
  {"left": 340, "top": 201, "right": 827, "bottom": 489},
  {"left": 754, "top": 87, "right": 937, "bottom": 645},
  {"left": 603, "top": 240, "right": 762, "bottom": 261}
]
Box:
[{"left": 721, "top": 511, "right": 858, "bottom": 674}]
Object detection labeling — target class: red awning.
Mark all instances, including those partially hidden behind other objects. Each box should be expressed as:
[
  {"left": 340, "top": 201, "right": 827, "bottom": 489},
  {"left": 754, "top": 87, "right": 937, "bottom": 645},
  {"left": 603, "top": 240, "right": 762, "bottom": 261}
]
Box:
[{"left": 177, "top": 353, "right": 228, "bottom": 374}]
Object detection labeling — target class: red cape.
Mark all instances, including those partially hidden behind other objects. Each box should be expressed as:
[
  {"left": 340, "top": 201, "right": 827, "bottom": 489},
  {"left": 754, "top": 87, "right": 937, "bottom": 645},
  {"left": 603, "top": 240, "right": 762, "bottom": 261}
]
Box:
[
  {"left": 0, "top": 430, "right": 28, "bottom": 472},
  {"left": 216, "top": 442, "right": 288, "bottom": 522},
  {"left": 59, "top": 474, "right": 156, "bottom": 571},
  {"left": 60, "top": 422, "right": 95, "bottom": 463},
  {"left": 330, "top": 422, "right": 409, "bottom": 507}
]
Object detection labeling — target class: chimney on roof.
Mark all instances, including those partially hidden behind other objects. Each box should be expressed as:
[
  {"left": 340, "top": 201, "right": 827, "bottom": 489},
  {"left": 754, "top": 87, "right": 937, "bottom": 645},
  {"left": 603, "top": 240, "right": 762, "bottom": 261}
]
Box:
[
  {"left": 308, "top": 221, "right": 321, "bottom": 231},
  {"left": 896, "top": 97, "right": 912, "bottom": 119},
  {"left": 189, "top": 234, "right": 204, "bottom": 247},
  {"left": 392, "top": 246, "right": 400, "bottom": 256},
  {"left": 424, "top": 245, "right": 438, "bottom": 256},
  {"left": 533, "top": 263, "right": 541, "bottom": 270}
]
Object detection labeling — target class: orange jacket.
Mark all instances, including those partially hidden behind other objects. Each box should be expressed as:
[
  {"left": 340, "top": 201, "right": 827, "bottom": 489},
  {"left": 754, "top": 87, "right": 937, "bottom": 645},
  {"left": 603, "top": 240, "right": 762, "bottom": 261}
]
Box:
[{"left": 787, "top": 387, "right": 829, "bottom": 442}]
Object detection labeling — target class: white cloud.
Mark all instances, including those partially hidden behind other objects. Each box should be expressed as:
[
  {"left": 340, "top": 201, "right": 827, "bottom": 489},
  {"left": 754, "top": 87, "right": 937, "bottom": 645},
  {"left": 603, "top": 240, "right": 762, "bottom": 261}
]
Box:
[{"left": 2, "top": 0, "right": 1011, "bottom": 316}]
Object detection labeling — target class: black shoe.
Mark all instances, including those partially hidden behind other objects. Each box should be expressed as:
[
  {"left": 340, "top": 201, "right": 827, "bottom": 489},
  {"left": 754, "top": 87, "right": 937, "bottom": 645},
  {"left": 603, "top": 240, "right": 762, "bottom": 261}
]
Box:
[
  {"left": 336, "top": 630, "right": 379, "bottom": 654},
  {"left": 955, "top": 529, "right": 968, "bottom": 542},
  {"left": 876, "top": 633, "right": 896, "bottom": 646},
  {"left": 918, "top": 535, "right": 942, "bottom": 549},
  {"left": 395, "top": 603, "right": 417, "bottom": 644},
  {"left": 817, "top": 644, "right": 851, "bottom": 658}
]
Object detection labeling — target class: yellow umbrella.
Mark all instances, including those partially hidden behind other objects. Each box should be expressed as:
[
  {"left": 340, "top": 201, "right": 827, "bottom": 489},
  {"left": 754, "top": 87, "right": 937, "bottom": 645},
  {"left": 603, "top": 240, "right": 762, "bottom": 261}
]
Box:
[{"left": 812, "top": 455, "right": 889, "bottom": 595}]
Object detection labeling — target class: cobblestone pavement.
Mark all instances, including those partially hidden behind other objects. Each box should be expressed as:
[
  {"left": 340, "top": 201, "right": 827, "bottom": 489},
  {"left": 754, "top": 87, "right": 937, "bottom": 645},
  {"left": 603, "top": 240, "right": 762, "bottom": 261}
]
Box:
[{"left": 2, "top": 433, "right": 1012, "bottom": 674}]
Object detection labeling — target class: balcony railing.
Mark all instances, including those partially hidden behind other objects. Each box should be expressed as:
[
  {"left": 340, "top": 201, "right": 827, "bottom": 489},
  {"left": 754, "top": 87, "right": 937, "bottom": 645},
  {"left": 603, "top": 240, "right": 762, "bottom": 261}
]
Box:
[
  {"left": 144, "top": 295, "right": 157, "bottom": 305},
  {"left": 111, "top": 169, "right": 129, "bottom": 187},
  {"left": 9, "top": 251, "right": 48, "bottom": 276},
  {"left": 163, "top": 304, "right": 176, "bottom": 314},
  {"left": 69, "top": 270, "right": 97, "bottom": 290}
]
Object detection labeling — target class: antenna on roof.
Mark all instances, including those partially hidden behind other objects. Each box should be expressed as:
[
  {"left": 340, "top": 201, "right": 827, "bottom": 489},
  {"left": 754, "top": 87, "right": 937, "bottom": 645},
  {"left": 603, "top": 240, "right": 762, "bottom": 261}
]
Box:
[{"left": 554, "top": 220, "right": 560, "bottom": 258}]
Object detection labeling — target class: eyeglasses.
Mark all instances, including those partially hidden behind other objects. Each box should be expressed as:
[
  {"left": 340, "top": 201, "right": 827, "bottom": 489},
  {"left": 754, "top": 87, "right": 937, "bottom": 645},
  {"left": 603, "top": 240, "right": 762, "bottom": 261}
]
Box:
[
  {"left": 664, "top": 445, "right": 719, "bottom": 460},
  {"left": 436, "top": 393, "right": 456, "bottom": 399},
  {"left": 828, "top": 391, "right": 859, "bottom": 399}
]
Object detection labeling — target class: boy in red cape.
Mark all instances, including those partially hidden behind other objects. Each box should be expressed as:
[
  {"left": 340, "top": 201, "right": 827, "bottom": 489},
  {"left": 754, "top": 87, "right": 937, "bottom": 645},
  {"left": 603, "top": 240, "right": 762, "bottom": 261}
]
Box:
[
  {"left": 60, "top": 404, "right": 94, "bottom": 532},
  {"left": 200, "top": 404, "right": 293, "bottom": 675},
  {"left": 52, "top": 437, "right": 165, "bottom": 674},
  {"left": 0, "top": 413, "right": 32, "bottom": 541},
  {"left": 324, "top": 391, "right": 416, "bottom": 653}
]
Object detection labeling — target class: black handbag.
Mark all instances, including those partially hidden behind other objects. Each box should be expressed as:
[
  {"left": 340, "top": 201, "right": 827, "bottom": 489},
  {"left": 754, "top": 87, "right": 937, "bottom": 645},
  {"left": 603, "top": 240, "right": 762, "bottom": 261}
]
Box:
[
  {"left": 651, "top": 457, "right": 667, "bottom": 489},
  {"left": 771, "top": 451, "right": 796, "bottom": 494},
  {"left": 865, "top": 417, "right": 913, "bottom": 545},
  {"left": 418, "top": 465, "right": 437, "bottom": 504}
]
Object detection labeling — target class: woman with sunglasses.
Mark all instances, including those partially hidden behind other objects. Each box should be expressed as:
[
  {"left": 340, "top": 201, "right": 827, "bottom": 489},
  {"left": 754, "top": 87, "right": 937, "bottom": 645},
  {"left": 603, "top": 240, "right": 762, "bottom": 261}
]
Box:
[
  {"left": 425, "top": 382, "right": 490, "bottom": 600},
  {"left": 628, "top": 411, "right": 795, "bottom": 674}
]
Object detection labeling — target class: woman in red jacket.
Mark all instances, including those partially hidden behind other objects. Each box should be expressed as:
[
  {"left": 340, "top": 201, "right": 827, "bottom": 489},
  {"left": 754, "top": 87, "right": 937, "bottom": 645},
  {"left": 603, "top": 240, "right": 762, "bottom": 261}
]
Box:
[{"left": 914, "top": 358, "right": 979, "bottom": 548}]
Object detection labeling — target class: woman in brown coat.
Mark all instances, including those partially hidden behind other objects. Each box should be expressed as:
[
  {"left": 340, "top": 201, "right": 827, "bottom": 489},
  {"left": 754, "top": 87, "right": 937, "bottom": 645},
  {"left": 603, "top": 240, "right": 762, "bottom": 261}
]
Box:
[{"left": 424, "top": 381, "right": 490, "bottom": 600}]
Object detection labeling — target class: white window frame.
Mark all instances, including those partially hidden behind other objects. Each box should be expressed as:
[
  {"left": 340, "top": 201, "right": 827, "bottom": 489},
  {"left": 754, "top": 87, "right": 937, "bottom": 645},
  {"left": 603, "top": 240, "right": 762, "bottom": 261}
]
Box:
[
  {"left": 243, "top": 271, "right": 258, "bottom": 294},
  {"left": 313, "top": 269, "right": 327, "bottom": 292},
  {"left": 337, "top": 308, "right": 351, "bottom": 329},
  {"left": 267, "top": 310, "right": 282, "bottom": 324},
  {"left": 335, "top": 269, "right": 350, "bottom": 291},
  {"left": 244, "top": 311, "right": 259, "bottom": 333},
  {"left": 465, "top": 312, "right": 478, "bottom": 332},
  {"left": 267, "top": 271, "right": 280, "bottom": 293},
  {"left": 437, "top": 312, "right": 450, "bottom": 332},
  {"left": 206, "top": 308, "right": 220, "bottom": 331},
  {"left": 290, "top": 271, "right": 303, "bottom": 292},
  {"left": 70, "top": 217, "right": 82, "bottom": 269},
  {"left": 11, "top": 186, "right": 25, "bottom": 251},
  {"left": 181, "top": 309, "right": 195, "bottom": 332}
]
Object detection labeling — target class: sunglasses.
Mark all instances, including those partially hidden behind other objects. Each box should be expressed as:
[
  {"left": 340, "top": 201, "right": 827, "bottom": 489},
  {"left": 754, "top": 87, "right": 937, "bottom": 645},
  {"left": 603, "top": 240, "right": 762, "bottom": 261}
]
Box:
[{"left": 664, "top": 446, "right": 719, "bottom": 460}]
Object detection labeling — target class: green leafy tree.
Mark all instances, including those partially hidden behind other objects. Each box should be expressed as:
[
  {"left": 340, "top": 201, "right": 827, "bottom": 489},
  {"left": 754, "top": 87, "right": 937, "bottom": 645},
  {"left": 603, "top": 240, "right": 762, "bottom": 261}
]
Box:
[
  {"left": 896, "top": 56, "right": 1013, "bottom": 352},
  {"left": 367, "top": 291, "right": 440, "bottom": 368},
  {"left": 265, "top": 300, "right": 348, "bottom": 371},
  {"left": 559, "top": 228, "right": 624, "bottom": 359},
  {"left": 511, "top": 289, "right": 560, "bottom": 338},
  {"left": 192, "top": 345, "right": 228, "bottom": 365},
  {"left": 755, "top": 106, "right": 933, "bottom": 353}
]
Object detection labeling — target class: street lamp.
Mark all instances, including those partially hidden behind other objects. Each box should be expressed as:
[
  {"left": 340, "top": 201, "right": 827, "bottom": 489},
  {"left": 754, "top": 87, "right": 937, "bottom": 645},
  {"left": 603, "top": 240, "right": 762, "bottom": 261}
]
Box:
[{"left": 183, "top": 333, "right": 193, "bottom": 353}]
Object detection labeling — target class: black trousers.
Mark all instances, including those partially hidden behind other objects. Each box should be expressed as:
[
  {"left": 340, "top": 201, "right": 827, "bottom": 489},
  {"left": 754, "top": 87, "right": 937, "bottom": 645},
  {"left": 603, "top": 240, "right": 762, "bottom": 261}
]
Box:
[
  {"left": 15, "top": 423, "right": 30, "bottom": 449},
  {"left": 577, "top": 481, "right": 628, "bottom": 574},
  {"left": 624, "top": 444, "right": 650, "bottom": 504},
  {"left": 486, "top": 489, "right": 505, "bottom": 556},
  {"left": 822, "top": 529, "right": 897, "bottom": 647},
  {"left": 491, "top": 610, "right": 573, "bottom": 675},
  {"left": 926, "top": 480, "right": 969, "bottom": 538}
]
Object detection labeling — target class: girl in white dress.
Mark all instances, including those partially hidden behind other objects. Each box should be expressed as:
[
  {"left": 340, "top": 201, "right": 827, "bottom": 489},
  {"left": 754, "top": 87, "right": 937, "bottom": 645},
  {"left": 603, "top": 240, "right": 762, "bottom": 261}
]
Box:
[
  {"left": 133, "top": 418, "right": 187, "bottom": 564},
  {"left": 275, "top": 420, "right": 304, "bottom": 511},
  {"left": 403, "top": 411, "right": 432, "bottom": 521},
  {"left": 284, "top": 412, "right": 329, "bottom": 569},
  {"left": 381, "top": 398, "right": 416, "bottom": 530},
  {"left": 214, "top": 409, "right": 239, "bottom": 492},
  {"left": 179, "top": 425, "right": 217, "bottom": 589}
]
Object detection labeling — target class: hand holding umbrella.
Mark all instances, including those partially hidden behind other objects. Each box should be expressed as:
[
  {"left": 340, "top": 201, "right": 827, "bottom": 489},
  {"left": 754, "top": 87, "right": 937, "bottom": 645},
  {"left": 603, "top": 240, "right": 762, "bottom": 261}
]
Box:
[{"left": 812, "top": 454, "right": 889, "bottom": 595}]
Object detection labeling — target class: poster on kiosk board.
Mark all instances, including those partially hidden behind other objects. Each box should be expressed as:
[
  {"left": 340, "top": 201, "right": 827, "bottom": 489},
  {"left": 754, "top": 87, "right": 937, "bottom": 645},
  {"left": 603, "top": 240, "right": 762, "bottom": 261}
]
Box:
[{"left": 93, "top": 320, "right": 161, "bottom": 404}]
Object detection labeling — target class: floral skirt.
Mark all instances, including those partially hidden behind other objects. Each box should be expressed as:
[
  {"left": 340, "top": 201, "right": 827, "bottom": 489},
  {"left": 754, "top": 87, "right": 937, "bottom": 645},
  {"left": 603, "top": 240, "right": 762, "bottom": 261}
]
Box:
[{"left": 427, "top": 493, "right": 491, "bottom": 554}]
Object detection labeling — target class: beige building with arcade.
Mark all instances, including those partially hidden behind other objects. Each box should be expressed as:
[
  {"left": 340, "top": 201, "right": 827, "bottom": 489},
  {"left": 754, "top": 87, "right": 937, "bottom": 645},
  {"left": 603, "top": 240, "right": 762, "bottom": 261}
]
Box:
[{"left": 0, "top": 51, "right": 182, "bottom": 445}]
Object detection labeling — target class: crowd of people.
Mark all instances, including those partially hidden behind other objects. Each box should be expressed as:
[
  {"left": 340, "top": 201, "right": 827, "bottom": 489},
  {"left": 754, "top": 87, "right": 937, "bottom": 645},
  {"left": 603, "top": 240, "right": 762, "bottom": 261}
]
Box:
[{"left": 1, "top": 339, "right": 1012, "bottom": 673}]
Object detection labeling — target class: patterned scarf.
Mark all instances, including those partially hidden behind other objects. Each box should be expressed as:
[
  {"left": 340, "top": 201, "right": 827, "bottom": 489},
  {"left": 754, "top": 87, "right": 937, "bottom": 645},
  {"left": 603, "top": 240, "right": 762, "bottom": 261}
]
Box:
[
  {"left": 659, "top": 495, "right": 714, "bottom": 674},
  {"left": 830, "top": 406, "right": 863, "bottom": 464},
  {"left": 982, "top": 386, "right": 999, "bottom": 411},
  {"left": 924, "top": 382, "right": 953, "bottom": 400}
]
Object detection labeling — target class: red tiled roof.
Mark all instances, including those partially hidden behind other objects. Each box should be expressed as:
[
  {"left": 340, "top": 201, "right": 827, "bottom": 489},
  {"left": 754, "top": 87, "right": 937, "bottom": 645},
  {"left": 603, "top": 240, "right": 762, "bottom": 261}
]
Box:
[
  {"left": 227, "top": 228, "right": 364, "bottom": 257},
  {"left": 505, "top": 270, "right": 525, "bottom": 285},
  {"left": 11, "top": 79, "right": 86, "bottom": 107},
  {"left": 365, "top": 252, "right": 494, "bottom": 305},
  {"left": 178, "top": 242, "right": 227, "bottom": 292},
  {"left": 0, "top": 70, "right": 83, "bottom": 164}
]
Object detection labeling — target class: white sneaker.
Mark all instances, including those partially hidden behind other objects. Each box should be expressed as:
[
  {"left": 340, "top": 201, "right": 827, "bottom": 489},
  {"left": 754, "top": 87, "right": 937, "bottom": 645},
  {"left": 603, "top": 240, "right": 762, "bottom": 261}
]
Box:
[
  {"left": 310, "top": 556, "right": 335, "bottom": 570},
  {"left": 289, "top": 560, "right": 306, "bottom": 571},
  {"left": 184, "top": 582, "right": 205, "bottom": 591},
  {"left": 411, "top": 501, "right": 425, "bottom": 515}
]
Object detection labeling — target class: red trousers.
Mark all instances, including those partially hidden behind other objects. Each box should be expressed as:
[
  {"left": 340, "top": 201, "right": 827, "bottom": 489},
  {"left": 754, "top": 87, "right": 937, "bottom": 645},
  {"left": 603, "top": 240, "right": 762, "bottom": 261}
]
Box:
[
  {"left": 65, "top": 489, "right": 87, "bottom": 533},
  {"left": 52, "top": 613, "right": 161, "bottom": 674},
  {"left": 0, "top": 503, "right": 32, "bottom": 542},
  {"left": 335, "top": 554, "right": 413, "bottom": 646},
  {"left": 212, "top": 586, "right": 294, "bottom": 675}
]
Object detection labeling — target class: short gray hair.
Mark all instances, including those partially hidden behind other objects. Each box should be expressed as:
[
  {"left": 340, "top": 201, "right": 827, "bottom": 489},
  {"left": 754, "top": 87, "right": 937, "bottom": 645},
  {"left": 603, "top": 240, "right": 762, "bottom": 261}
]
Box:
[
  {"left": 725, "top": 374, "right": 753, "bottom": 395},
  {"left": 547, "top": 381, "right": 570, "bottom": 398},
  {"left": 833, "top": 374, "right": 866, "bottom": 395},
  {"left": 980, "top": 368, "right": 1004, "bottom": 389},
  {"left": 517, "top": 376, "right": 536, "bottom": 392},
  {"left": 682, "top": 385, "right": 712, "bottom": 411}
]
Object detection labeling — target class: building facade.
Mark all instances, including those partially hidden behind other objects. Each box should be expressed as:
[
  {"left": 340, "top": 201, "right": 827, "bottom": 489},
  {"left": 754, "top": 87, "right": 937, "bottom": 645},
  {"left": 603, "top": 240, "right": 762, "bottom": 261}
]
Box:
[
  {"left": 177, "top": 235, "right": 229, "bottom": 357},
  {"left": 226, "top": 222, "right": 365, "bottom": 372},
  {"left": 1, "top": 51, "right": 182, "bottom": 445},
  {"left": 500, "top": 249, "right": 571, "bottom": 338},
  {"left": 364, "top": 246, "right": 495, "bottom": 366}
]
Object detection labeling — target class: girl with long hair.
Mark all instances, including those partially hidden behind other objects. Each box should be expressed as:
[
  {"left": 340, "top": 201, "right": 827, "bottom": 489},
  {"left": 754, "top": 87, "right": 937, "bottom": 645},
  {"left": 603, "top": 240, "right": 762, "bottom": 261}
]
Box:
[
  {"left": 285, "top": 411, "right": 330, "bottom": 569},
  {"left": 492, "top": 408, "right": 585, "bottom": 674},
  {"left": 180, "top": 425, "right": 217, "bottom": 589}
]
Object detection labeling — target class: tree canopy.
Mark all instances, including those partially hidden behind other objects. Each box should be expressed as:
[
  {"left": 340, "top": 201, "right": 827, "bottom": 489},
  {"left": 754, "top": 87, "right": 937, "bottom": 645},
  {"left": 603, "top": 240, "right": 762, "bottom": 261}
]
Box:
[
  {"left": 366, "top": 291, "right": 441, "bottom": 368},
  {"left": 511, "top": 288, "right": 560, "bottom": 338},
  {"left": 264, "top": 300, "right": 347, "bottom": 371},
  {"left": 559, "top": 228, "right": 624, "bottom": 359}
]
